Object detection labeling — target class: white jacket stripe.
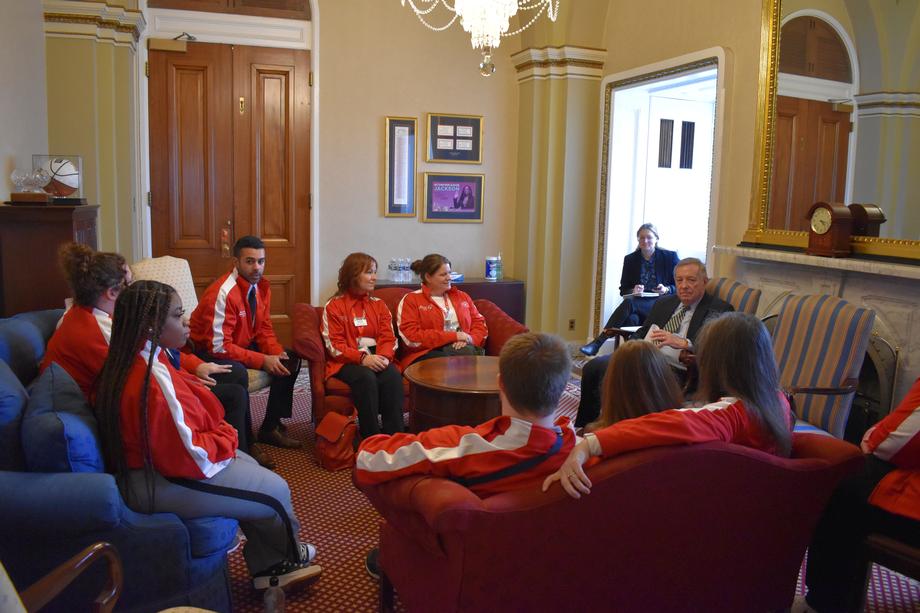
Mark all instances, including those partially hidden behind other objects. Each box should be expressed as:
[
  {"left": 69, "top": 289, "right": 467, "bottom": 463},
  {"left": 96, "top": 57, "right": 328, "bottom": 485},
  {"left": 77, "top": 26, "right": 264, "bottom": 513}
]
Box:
[
  {"left": 397, "top": 290, "right": 422, "bottom": 348},
  {"left": 321, "top": 299, "right": 343, "bottom": 357},
  {"left": 356, "top": 419, "right": 534, "bottom": 474},
  {"left": 210, "top": 270, "right": 239, "bottom": 354},
  {"left": 865, "top": 404, "right": 920, "bottom": 461},
  {"left": 143, "top": 347, "right": 232, "bottom": 478},
  {"left": 92, "top": 307, "right": 112, "bottom": 343}
]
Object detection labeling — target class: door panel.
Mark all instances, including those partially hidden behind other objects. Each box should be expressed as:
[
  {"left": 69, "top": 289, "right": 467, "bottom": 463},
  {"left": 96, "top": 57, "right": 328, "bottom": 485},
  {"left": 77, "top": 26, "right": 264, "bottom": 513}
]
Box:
[{"left": 149, "top": 42, "right": 310, "bottom": 345}]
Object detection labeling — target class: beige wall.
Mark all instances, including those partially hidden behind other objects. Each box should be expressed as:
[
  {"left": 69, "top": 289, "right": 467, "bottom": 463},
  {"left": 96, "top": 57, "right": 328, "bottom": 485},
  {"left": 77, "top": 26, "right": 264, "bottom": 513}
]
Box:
[
  {"left": 315, "top": 0, "right": 519, "bottom": 300},
  {"left": 0, "top": 1, "right": 48, "bottom": 200}
]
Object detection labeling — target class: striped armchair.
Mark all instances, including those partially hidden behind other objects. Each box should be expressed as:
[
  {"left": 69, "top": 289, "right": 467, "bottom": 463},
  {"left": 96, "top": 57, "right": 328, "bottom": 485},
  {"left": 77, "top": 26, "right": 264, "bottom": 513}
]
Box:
[
  {"left": 772, "top": 294, "right": 875, "bottom": 438},
  {"left": 706, "top": 277, "right": 762, "bottom": 315}
]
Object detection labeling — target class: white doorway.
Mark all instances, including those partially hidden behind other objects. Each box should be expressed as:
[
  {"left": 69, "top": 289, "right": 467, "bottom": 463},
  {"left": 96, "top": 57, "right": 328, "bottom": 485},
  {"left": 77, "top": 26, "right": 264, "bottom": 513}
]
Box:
[{"left": 600, "top": 66, "right": 718, "bottom": 326}]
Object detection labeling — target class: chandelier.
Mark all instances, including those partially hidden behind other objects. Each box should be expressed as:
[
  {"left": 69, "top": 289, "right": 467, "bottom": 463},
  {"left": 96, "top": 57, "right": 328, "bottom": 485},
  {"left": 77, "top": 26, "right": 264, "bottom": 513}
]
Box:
[{"left": 401, "top": 0, "right": 560, "bottom": 76}]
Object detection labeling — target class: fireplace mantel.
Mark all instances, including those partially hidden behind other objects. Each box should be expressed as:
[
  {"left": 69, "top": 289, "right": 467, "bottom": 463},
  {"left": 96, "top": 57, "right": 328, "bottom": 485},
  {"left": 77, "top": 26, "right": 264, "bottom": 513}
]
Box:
[{"left": 712, "top": 244, "right": 920, "bottom": 405}]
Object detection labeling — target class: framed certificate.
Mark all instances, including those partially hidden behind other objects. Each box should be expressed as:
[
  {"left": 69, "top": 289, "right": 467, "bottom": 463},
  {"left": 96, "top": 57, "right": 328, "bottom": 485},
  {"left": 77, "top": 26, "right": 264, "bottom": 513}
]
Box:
[
  {"left": 384, "top": 117, "right": 417, "bottom": 217},
  {"left": 426, "top": 113, "right": 483, "bottom": 164}
]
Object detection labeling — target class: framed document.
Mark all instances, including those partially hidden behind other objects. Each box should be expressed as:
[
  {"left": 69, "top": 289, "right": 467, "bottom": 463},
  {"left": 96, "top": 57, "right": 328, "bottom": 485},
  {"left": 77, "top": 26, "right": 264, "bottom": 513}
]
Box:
[
  {"left": 422, "top": 172, "right": 484, "bottom": 223},
  {"left": 426, "top": 113, "right": 483, "bottom": 164},
  {"left": 384, "top": 116, "right": 417, "bottom": 217}
]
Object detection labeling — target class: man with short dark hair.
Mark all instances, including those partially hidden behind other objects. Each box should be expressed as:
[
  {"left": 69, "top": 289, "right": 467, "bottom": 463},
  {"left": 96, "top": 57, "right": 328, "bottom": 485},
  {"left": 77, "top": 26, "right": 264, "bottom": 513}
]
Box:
[
  {"left": 574, "top": 257, "right": 733, "bottom": 428},
  {"left": 190, "top": 236, "right": 302, "bottom": 449},
  {"left": 355, "top": 332, "right": 577, "bottom": 578}
]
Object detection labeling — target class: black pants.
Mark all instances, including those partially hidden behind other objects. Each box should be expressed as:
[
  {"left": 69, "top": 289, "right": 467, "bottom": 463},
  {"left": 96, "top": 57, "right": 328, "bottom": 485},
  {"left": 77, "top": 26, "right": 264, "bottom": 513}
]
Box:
[
  {"left": 575, "top": 353, "right": 609, "bottom": 428},
  {"left": 805, "top": 455, "right": 920, "bottom": 612},
  {"left": 414, "top": 343, "right": 484, "bottom": 363},
  {"left": 204, "top": 349, "right": 301, "bottom": 434},
  {"left": 212, "top": 383, "right": 251, "bottom": 453},
  {"left": 602, "top": 295, "right": 659, "bottom": 330},
  {"left": 334, "top": 363, "right": 404, "bottom": 439}
]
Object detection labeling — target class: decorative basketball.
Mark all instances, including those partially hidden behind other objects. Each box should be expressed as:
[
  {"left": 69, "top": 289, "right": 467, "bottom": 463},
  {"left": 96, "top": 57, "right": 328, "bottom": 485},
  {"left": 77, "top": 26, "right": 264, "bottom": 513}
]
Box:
[{"left": 42, "top": 158, "right": 79, "bottom": 197}]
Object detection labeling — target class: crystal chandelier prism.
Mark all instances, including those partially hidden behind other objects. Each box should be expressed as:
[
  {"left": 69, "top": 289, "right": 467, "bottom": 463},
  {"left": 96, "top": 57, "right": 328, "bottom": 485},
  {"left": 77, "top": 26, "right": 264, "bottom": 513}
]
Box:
[{"left": 401, "top": 0, "right": 560, "bottom": 76}]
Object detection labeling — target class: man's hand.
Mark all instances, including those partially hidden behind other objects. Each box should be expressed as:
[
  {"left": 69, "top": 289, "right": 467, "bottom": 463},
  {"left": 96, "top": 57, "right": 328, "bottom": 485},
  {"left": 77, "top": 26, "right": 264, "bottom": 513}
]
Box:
[
  {"left": 263, "top": 354, "right": 291, "bottom": 376},
  {"left": 361, "top": 353, "right": 389, "bottom": 372},
  {"left": 648, "top": 328, "right": 690, "bottom": 349},
  {"left": 542, "top": 439, "right": 594, "bottom": 499},
  {"left": 195, "top": 362, "right": 232, "bottom": 387},
  {"left": 654, "top": 284, "right": 669, "bottom": 294}
]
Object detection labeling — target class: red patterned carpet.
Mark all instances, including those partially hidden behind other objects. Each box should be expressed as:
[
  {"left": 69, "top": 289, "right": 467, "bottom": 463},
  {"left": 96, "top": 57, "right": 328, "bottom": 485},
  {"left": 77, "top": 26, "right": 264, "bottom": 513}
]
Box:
[{"left": 231, "top": 373, "right": 920, "bottom": 612}]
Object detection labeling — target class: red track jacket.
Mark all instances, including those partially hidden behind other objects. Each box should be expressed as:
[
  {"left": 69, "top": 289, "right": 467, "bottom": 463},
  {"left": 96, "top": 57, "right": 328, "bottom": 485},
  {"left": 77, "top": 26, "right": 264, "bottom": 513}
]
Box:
[
  {"left": 321, "top": 291, "right": 397, "bottom": 380},
  {"left": 395, "top": 285, "right": 487, "bottom": 369},
  {"left": 120, "top": 344, "right": 237, "bottom": 479},
  {"left": 862, "top": 377, "right": 920, "bottom": 521},
  {"left": 190, "top": 269, "right": 283, "bottom": 369}
]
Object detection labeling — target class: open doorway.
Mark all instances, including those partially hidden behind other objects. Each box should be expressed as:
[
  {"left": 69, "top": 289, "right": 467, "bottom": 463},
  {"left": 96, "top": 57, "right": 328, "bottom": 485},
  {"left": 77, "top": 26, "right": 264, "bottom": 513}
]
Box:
[{"left": 594, "top": 58, "right": 721, "bottom": 335}]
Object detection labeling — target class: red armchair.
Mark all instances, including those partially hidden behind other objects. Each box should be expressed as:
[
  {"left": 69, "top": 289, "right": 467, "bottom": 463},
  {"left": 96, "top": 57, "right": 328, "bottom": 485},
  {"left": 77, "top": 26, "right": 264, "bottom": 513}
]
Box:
[
  {"left": 291, "top": 297, "right": 527, "bottom": 425},
  {"left": 356, "top": 434, "right": 862, "bottom": 613}
]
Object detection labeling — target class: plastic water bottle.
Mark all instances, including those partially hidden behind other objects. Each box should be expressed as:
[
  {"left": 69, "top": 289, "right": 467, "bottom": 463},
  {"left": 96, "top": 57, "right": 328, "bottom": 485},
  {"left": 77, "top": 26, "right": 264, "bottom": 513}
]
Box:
[
  {"left": 263, "top": 576, "right": 285, "bottom": 612},
  {"left": 400, "top": 258, "right": 410, "bottom": 283},
  {"left": 388, "top": 258, "right": 397, "bottom": 281},
  {"left": 495, "top": 251, "right": 504, "bottom": 281}
]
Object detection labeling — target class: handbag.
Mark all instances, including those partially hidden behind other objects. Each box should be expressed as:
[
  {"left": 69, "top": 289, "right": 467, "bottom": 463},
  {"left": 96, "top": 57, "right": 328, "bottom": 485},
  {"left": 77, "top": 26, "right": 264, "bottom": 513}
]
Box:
[{"left": 314, "top": 410, "right": 358, "bottom": 471}]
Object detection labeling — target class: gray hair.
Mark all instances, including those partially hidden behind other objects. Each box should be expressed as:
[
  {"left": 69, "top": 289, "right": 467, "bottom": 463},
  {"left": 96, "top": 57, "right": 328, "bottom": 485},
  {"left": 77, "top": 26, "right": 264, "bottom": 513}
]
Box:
[{"left": 674, "top": 257, "right": 707, "bottom": 280}]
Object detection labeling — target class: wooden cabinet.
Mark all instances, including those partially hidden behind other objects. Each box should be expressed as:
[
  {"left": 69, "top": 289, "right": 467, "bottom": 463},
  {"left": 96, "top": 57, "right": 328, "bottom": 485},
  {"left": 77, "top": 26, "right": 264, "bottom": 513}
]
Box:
[
  {"left": 376, "top": 278, "right": 526, "bottom": 324},
  {"left": 0, "top": 205, "right": 99, "bottom": 316}
]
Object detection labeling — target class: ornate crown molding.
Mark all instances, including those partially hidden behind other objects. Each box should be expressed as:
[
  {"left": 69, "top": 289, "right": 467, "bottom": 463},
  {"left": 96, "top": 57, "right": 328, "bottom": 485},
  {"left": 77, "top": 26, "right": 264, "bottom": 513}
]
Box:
[
  {"left": 43, "top": 0, "right": 146, "bottom": 49},
  {"left": 511, "top": 46, "right": 606, "bottom": 82}
]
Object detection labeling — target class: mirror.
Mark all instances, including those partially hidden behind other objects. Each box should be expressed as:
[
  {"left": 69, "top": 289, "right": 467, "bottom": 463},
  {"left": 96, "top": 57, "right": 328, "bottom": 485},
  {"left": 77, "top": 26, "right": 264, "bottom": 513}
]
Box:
[{"left": 744, "top": 0, "right": 920, "bottom": 258}]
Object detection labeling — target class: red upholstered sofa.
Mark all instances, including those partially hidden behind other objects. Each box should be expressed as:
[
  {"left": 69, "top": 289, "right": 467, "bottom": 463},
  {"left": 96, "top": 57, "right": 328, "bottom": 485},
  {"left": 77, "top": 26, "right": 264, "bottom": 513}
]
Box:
[
  {"left": 356, "top": 434, "right": 862, "bottom": 613},
  {"left": 292, "top": 293, "right": 527, "bottom": 424}
]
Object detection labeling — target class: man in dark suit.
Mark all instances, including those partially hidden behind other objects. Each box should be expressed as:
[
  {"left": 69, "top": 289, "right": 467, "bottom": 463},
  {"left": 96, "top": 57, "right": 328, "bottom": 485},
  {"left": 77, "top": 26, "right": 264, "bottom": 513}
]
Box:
[{"left": 574, "top": 258, "right": 733, "bottom": 429}]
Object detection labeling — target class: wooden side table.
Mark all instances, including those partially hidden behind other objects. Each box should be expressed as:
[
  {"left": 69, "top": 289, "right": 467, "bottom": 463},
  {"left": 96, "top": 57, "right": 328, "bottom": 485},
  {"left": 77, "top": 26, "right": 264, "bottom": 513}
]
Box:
[
  {"left": 403, "top": 356, "right": 501, "bottom": 432},
  {"left": 0, "top": 205, "right": 99, "bottom": 316}
]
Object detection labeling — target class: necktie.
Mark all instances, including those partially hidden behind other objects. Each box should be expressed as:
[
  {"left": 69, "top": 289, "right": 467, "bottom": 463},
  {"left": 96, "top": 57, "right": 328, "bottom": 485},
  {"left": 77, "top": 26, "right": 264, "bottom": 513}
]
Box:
[
  {"left": 663, "top": 305, "right": 689, "bottom": 334},
  {"left": 166, "top": 348, "right": 181, "bottom": 369},
  {"left": 248, "top": 286, "right": 257, "bottom": 327}
]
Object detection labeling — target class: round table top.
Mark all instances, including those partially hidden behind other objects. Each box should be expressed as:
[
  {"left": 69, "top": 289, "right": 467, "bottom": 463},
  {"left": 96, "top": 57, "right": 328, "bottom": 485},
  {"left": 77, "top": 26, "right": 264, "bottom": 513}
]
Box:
[{"left": 403, "top": 356, "right": 499, "bottom": 395}]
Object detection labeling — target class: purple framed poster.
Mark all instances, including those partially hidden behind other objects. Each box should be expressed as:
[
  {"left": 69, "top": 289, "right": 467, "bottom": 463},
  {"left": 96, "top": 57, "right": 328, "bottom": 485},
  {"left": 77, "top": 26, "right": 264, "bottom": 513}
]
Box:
[{"left": 422, "top": 172, "right": 484, "bottom": 223}]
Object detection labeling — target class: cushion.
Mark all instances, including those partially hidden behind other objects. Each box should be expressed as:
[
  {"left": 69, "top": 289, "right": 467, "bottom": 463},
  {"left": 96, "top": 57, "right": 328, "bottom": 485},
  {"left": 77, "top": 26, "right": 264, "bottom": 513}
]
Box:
[
  {"left": 185, "top": 516, "right": 239, "bottom": 557},
  {"left": 0, "top": 361, "right": 27, "bottom": 471},
  {"left": 21, "top": 363, "right": 103, "bottom": 473},
  {"left": 247, "top": 368, "right": 271, "bottom": 392}
]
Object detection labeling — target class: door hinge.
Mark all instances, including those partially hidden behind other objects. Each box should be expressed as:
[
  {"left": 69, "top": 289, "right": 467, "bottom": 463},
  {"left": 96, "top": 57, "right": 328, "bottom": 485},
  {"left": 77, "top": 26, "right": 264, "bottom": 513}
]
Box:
[
  {"left": 145, "top": 61, "right": 149, "bottom": 77},
  {"left": 309, "top": 71, "right": 313, "bottom": 87},
  {"left": 147, "top": 191, "right": 152, "bottom": 207},
  {"left": 308, "top": 193, "right": 312, "bottom": 210}
]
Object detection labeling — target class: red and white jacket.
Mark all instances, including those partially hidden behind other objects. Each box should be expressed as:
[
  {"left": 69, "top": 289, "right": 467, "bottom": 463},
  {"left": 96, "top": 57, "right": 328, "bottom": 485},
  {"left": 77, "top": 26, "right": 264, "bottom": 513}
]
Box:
[
  {"left": 322, "top": 291, "right": 397, "bottom": 380},
  {"left": 120, "top": 344, "right": 237, "bottom": 480},
  {"left": 41, "top": 305, "right": 204, "bottom": 400},
  {"left": 395, "top": 285, "right": 487, "bottom": 369},
  {"left": 862, "top": 376, "right": 920, "bottom": 521},
  {"left": 356, "top": 415, "right": 575, "bottom": 498},
  {"left": 190, "top": 269, "right": 283, "bottom": 369},
  {"left": 591, "top": 396, "right": 793, "bottom": 458}
]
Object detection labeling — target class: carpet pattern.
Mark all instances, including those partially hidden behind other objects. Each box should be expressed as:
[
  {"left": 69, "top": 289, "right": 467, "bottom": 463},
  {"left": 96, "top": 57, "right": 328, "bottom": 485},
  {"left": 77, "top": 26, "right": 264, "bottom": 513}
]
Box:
[{"left": 228, "top": 367, "right": 920, "bottom": 612}]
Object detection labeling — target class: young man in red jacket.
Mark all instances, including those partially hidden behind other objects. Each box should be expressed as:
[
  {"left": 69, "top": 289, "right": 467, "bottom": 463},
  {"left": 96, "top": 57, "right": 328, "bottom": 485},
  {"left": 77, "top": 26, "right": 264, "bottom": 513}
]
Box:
[
  {"left": 355, "top": 332, "right": 576, "bottom": 579},
  {"left": 190, "top": 236, "right": 302, "bottom": 449}
]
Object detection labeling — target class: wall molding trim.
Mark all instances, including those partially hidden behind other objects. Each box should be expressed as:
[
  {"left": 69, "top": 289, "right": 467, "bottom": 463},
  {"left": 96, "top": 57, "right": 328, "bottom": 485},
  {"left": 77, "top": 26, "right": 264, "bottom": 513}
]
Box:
[
  {"left": 145, "top": 7, "right": 310, "bottom": 50},
  {"left": 511, "top": 46, "right": 606, "bottom": 82},
  {"left": 43, "top": 0, "right": 146, "bottom": 49}
]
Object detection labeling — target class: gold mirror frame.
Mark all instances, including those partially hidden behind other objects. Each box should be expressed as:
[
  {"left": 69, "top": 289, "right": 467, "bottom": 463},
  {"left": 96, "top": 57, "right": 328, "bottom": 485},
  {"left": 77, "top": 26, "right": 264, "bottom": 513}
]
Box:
[{"left": 742, "top": 0, "right": 920, "bottom": 259}]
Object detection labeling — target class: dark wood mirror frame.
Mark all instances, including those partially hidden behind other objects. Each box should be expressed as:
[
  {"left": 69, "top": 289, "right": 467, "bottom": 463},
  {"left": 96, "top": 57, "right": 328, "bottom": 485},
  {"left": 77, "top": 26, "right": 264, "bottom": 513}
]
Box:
[{"left": 742, "top": 0, "right": 920, "bottom": 260}]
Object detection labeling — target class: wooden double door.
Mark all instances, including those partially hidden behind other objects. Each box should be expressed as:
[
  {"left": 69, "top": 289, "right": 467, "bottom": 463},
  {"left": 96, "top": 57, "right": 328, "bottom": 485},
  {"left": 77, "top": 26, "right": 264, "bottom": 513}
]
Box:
[{"left": 149, "top": 42, "right": 310, "bottom": 343}]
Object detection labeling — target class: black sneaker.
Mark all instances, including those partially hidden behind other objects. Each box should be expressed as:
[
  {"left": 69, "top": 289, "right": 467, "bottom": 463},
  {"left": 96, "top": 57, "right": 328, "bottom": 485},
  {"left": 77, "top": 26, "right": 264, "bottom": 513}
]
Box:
[
  {"left": 364, "top": 548, "right": 380, "bottom": 581},
  {"left": 252, "top": 542, "right": 320, "bottom": 590}
]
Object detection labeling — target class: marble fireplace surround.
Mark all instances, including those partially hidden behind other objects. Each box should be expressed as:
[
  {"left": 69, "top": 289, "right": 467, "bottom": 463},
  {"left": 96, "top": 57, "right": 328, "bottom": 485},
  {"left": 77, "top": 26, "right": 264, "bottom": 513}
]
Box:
[{"left": 712, "top": 245, "right": 919, "bottom": 406}]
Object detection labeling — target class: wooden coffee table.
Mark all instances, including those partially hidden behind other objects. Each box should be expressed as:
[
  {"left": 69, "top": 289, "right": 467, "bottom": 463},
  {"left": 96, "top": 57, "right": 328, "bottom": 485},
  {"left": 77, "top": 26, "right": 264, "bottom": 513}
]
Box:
[{"left": 403, "top": 356, "right": 500, "bottom": 432}]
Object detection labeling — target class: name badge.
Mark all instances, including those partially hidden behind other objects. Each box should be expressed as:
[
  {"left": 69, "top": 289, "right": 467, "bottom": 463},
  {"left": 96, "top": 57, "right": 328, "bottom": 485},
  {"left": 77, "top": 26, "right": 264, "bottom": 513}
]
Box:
[{"left": 353, "top": 316, "right": 368, "bottom": 327}]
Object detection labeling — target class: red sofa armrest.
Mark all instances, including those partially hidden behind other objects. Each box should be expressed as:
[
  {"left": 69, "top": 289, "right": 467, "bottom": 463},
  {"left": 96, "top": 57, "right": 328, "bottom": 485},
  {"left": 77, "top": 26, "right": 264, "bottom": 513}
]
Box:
[
  {"left": 474, "top": 299, "right": 528, "bottom": 356},
  {"left": 292, "top": 303, "right": 327, "bottom": 423}
]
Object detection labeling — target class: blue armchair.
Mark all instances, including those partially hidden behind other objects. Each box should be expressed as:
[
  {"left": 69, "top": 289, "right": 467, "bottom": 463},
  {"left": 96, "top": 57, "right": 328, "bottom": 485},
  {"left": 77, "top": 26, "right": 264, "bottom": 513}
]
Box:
[{"left": 0, "top": 309, "right": 237, "bottom": 612}]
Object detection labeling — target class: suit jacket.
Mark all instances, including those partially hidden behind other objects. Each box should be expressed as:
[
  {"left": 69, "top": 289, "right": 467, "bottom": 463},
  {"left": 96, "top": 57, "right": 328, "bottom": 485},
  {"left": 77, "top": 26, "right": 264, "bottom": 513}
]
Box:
[
  {"left": 633, "top": 292, "right": 733, "bottom": 343},
  {"left": 619, "top": 248, "right": 680, "bottom": 295}
]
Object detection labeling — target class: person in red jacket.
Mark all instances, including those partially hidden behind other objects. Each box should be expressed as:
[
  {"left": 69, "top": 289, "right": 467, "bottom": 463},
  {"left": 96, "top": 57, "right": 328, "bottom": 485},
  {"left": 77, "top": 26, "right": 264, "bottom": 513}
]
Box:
[
  {"left": 323, "top": 253, "right": 403, "bottom": 438},
  {"left": 94, "top": 281, "right": 322, "bottom": 590},
  {"left": 395, "top": 253, "right": 487, "bottom": 370},
  {"left": 543, "top": 312, "right": 793, "bottom": 498},
  {"left": 190, "top": 236, "right": 302, "bottom": 449},
  {"left": 799, "top": 378, "right": 920, "bottom": 612},
  {"left": 356, "top": 332, "right": 575, "bottom": 578},
  {"left": 40, "top": 244, "right": 274, "bottom": 468}
]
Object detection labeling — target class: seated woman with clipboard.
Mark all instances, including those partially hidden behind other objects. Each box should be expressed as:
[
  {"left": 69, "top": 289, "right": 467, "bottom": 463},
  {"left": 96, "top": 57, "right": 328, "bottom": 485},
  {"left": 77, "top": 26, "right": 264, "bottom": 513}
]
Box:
[{"left": 580, "top": 223, "right": 679, "bottom": 356}]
